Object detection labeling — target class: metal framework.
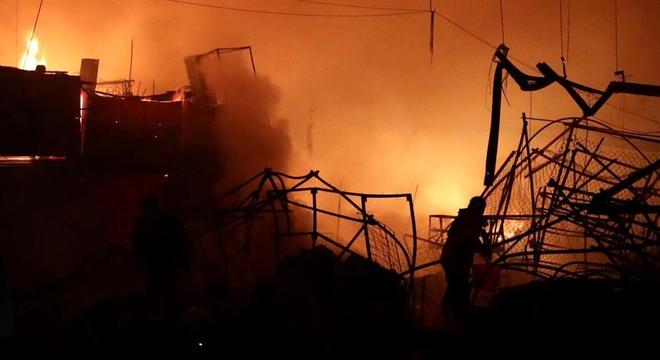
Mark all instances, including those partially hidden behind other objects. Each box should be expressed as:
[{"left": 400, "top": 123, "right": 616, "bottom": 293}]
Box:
[
  {"left": 198, "top": 123, "right": 658, "bottom": 292},
  {"left": 413, "top": 45, "right": 660, "bottom": 285},
  {"left": 196, "top": 169, "right": 418, "bottom": 288},
  {"left": 484, "top": 44, "right": 660, "bottom": 186},
  {"left": 194, "top": 46, "right": 659, "bottom": 303},
  {"left": 426, "top": 116, "right": 659, "bottom": 281}
]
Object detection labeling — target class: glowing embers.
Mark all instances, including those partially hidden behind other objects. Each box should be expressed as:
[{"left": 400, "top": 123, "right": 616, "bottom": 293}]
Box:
[
  {"left": 19, "top": 32, "right": 46, "bottom": 71},
  {"left": 500, "top": 219, "right": 528, "bottom": 242},
  {"left": 0, "top": 155, "right": 66, "bottom": 166}
]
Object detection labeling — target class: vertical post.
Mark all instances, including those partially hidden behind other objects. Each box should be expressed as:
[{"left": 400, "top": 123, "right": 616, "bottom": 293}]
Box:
[
  {"left": 406, "top": 194, "right": 417, "bottom": 279},
  {"left": 493, "top": 120, "right": 526, "bottom": 243},
  {"left": 128, "top": 37, "right": 134, "bottom": 95},
  {"left": 311, "top": 188, "right": 318, "bottom": 248},
  {"left": 428, "top": 216, "right": 432, "bottom": 243},
  {"left": 361, "top": 196, "right": 372, "bottom": 261},
  {"left": 407, "top": 194, "right": 417, "bottom": 306},
  {"left": 485, "top": 63, "right": 504, "bottom": 186},
  {"left": 522, "top": 113, "right": 538, "bottom": 254},
  {"left": 335, "top": 187, "right": 342, "bottom": 240}
]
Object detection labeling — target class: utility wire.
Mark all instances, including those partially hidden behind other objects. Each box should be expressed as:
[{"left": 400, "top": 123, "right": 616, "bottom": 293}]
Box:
[
  {"left": 566, "top": 0, "right": 571, "bottom": 62},
  {"left": 164, "top": 0, "right": 655, "bottom": 126},
  {"left": 296, "top": 0, "right": 424, "bottom": 12},
  {"left": 606, "top": 103, "right": 659, "bottom": 126},
  {"left": 614, "top": 0, "right": 619, "bottom": 71},
  {"left": 499, "top": 0, "right": 505, "bottom": 44},
  {"left": 559, "top": 0, "right": 567, "bottom": 77},
  {"left": 23, "top": 0, "right": 44, "bottom": 69},
  {"left": 559, "top": 0, "right": 564, "bottom": 59},
  {"left": 163, "top": 0, "right": 425, "bottom": 17},
  {"left": 163, "top": 0, "right": 523, "bottom": 72}
]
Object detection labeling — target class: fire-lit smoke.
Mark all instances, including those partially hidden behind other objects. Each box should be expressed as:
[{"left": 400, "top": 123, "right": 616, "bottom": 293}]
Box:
[
  {"left": 198, "top": 54, "right": 292, "bottom": 187},
  {"left": 19, "top": 32, "right": 46, "bottom": 70},
  {"left": 2, "top": 0, "right": 658, "bottom": 237}
]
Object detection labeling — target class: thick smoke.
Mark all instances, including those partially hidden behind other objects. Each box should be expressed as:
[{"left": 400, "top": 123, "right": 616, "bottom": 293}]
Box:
[
  {"left": 0, "top": 0, "right": 658, "bottom": 238},
  {"left": 198, "top": 54, "right": 292, "bottom": 187}
]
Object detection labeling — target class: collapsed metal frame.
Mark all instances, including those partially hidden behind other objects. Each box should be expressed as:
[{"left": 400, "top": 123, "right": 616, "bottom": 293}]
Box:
[
  {"left": 425, "top": 115, "right": 659, "bottom": 281},
  {"left": 203, "top": 169, "right": 418, "bottom": 287},
  {"left": 203, "top": 125, "right": 658, "bottom": 289},
  {"left": 484, "top": 44, "right": 660, "bottom": 186},
  {"left": 415, "top": 45, "right": 660, "bottom": 284}
]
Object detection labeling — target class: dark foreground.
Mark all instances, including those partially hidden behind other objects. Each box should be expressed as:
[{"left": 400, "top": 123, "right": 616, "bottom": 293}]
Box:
[{"left": 2, "top": 245, "right": 659, "bottom": 358}]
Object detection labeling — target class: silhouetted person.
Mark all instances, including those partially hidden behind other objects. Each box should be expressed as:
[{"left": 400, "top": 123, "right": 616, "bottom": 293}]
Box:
[
  {"left": 133, "top": 196, "right": 190, "bottom": 318},
  {"left": 440, "top": 196, "right": 492, "bottom": 320}
]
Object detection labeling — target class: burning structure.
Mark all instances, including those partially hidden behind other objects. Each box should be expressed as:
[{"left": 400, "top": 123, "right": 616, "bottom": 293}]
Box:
[
  {"left": 0, "top": 1, "right": 658, "bottom": 351},
  {"left": 0, "top": 46, "right": 266, "bottom": 174},
  {"left": 0, "top": 61, "right": 189, "bottom": 170},
  {"left": 188, "top": 46, "right": 660, "bottom": 325}
]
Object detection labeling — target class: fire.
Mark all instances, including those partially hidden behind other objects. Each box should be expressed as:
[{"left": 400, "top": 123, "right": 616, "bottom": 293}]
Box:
[
  {"left": 19, "top": 33, "right": 46, "bottom": 70},
  {"left": 502, "top": 220, "right": 527, "bottom": 240}
]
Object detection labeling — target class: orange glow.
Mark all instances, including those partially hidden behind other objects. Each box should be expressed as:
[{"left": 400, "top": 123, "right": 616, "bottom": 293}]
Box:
[
  {"left": 80, "top": 93, "right": 84, "bottom": 126},
  {"left": 500, "top": 220, "right": 527, "bottom": 242},
  {"left": 0, "top": 156, "right": 66, "bottom": 162},
  {"left": 19, "top": 32, "right": 46, "bottom": 70},
  {"left": 3, "top": 1, "right": 654, "bottom": 238}
]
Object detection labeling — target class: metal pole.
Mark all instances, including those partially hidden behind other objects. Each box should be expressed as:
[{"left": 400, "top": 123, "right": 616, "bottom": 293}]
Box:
[
  {"left": 362, "top": 196, "right": 372, "bottom": 261},
  {"left": 312, "top": 188, "right": 318, "bottom": 248}
]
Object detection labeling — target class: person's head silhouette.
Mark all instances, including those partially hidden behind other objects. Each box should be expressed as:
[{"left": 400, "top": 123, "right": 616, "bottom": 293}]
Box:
[{"left": 467, "top": 196, "right": 486, "bottom": 214}]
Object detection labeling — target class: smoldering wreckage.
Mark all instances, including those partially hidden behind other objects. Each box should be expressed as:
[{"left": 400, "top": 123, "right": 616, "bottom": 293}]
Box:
[{"left": 1, "top": 42, "right": 660, "bottom": 357}]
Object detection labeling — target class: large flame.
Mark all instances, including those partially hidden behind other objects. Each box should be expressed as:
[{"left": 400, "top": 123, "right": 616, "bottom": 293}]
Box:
[{"left": 19, "top": 33, "right": 46, "bottom": 70}]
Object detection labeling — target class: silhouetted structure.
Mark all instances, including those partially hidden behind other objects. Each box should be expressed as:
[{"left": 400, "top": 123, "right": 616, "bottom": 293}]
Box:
[
  {"left": 484, "top": 44, "right": 660, "bottom": 186},
  {"left": 422, "top": 47, "right": 660, "bottom": 288},
  {"left": 0, "top": 66, "right": 80, "bottom": 162},
  {"left": 201, "top": 169, "right": 417, "bottom": 290}
]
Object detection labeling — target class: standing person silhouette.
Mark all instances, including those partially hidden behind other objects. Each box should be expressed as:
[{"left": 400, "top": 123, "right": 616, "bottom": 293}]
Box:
[
  {"left": 133, "top": 196, "right": 190, "bottom": 319},
  {"left": 440, "top": 196, "right": 492, "bottom": 321}
]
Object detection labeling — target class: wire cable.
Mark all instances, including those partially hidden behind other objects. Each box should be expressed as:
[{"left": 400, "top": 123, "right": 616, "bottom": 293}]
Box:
[
  {"left": 499, "top": 0, "right": 505, "bottom": 44},
  {"left": 295, "top": 0, "right": 424, "bottom": 12},
  {"left": 22, "top": 0, "right": 44, "bottom": 69},
  {"left": 163, "top": 0, "right": 426, "bottom": 17}
]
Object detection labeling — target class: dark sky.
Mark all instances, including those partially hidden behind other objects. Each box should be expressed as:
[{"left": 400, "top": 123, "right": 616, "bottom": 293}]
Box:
[{"left": 1, "top": 0, "right": 658, "bottom": 219}]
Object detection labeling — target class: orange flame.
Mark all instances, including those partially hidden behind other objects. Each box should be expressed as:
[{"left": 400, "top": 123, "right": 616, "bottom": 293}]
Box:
[{"left": 19, "top": 33, "right": 46, "bottom": 70}]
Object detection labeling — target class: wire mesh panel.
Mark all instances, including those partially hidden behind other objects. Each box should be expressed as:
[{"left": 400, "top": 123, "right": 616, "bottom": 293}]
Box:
[{"left": 478, "top": 118, "right": 658, "bottom": 280}]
